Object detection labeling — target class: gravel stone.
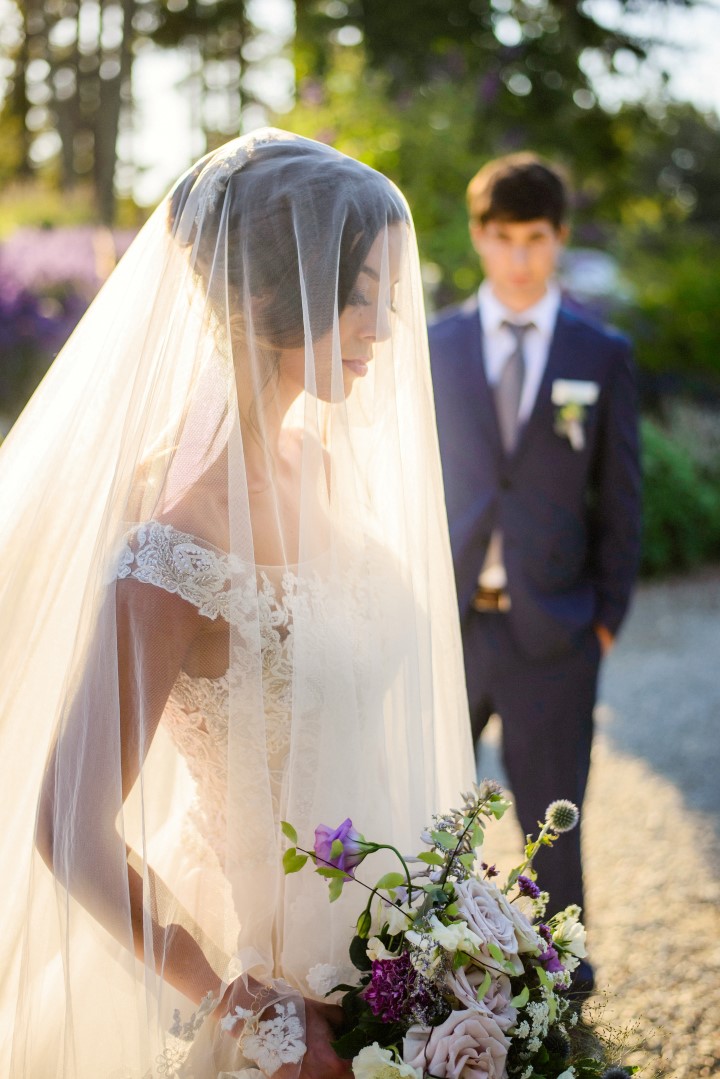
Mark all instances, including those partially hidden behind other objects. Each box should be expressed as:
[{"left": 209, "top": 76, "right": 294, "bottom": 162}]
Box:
[{"left": 475, "top": 566, "right": 720, "bottom": 1078}]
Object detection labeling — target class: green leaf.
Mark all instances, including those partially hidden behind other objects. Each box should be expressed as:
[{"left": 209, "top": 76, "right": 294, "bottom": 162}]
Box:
[
  {"left": 489, "top": 799, "right": 509, "bottom": 819},
  {"left": 349, "top": 934, "right": 373, "bottom": 971},
  {"left": 459, "top": 853, "right": 476, "bottom": 869},
  {"left": 420, "top": 882, "right": 446, "bottom": 902},
  {"left": 444, "top": 902, "right": 460, "bottom": 918},
  {"left": 536, "top": 965, "right": 553, "bottom": 990},
  {"left": 328, "top": 876, "right": 344, "bottom": 902},
  {"left": 282, "top": 848, "right": 308, "bottom": 874},
  {"left": 331, "top": 1026, "right": 372, "bottom": 1060},
  {"left": 470, "top": 824, "right": 485, "bottom": 849},
  {"left": 330, "top": 838, "right": 344, "bottom": 859},
  {"left": 356, "top": 908, "right": 372, "bottom": 939},
  {"left": 375, "top": 872, "right": 406, "bottom": 891},
  {"left": 280, "top": 820, "right": 298, "bottom": 845},
  {"left": 431, "top": 830, "right": 458, "bottom": 850},
  {"left": 487, "top": 941, "right": 505, "bottom": 965},
  {"left": 510, "top": 985, "right": 530, "bottom": 1007},
  {"left": 547, "top": 993, "right": 557, "bottom": 1024},
  {"left": 475, "top": 970, "right": 492, "bottom": 1001},
  {"left": 452, "top": 949, "right": 467, "bottom": 970},
  {"left": 417, "top": 851, "right": 444, "bottom": 866},
  {"left": 316, "top": 866, "right": 349, "bottom": 879}
]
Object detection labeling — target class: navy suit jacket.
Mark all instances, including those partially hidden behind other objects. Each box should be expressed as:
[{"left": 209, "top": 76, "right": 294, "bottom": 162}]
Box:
[{"left": 429, "top": 297, "right": 642, "bottom": 659}]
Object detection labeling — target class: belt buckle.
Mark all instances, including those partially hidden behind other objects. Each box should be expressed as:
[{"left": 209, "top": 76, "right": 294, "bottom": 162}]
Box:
[{"left": 472, "top": 587, "right": 511, "bottom": 613}]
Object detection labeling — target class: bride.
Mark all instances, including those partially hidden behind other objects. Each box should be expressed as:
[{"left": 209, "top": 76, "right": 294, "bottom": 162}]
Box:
[{"left": 0, "top": 130, "right": 473, "bottom": 1078}]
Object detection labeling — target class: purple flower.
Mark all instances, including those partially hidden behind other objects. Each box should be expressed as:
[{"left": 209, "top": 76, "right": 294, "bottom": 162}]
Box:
[
  {"left": 536, "top": 927, "right": 565, "bottom": 973},
  {"left": 313, "top": 819, "right": 368, "bottom": 876},
  {"left": 538, "top": 924, "right": 553, "bottom": 945},
  {"left": 365, "top": 953, "right": 414, "bottom": 1022},
  {"left": 517, "top": 875, "right": 541, "bottom": 899},
  {"left": 538, "top": 942, "right": 565, "bottom": 974},
  {"left": 364, "top": 951, "right": 441, "bottom": 1024}
]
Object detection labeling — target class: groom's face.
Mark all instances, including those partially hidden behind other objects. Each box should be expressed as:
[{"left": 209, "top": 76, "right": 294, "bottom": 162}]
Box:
[{"left": 470, "top": 217, "right": 568, "bottom": 312}]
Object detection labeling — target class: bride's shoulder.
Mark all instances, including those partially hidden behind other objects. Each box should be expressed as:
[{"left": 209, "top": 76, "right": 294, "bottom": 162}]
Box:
[
  {"left": 117, "top": 456, "right": 238, "bottom": 620},
  {"left": 129, "top": 447, "right": 231, "bottom": 553}
]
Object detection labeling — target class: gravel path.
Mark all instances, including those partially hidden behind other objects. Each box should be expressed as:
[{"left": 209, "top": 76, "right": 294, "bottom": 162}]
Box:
[{"left": 476, "top": 566, "right": 720, "bottom": 1078}]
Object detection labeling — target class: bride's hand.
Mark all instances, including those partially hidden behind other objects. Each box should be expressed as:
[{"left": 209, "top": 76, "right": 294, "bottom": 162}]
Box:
[
  {"left": 296, "top": 997, "right": 352, "bottom": 1079},
  {"left": 217, "top": 982, "right": 352, "bottom": 1079}
]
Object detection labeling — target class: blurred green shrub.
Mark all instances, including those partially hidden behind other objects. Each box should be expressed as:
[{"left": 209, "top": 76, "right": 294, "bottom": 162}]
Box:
[
  {"left": 615, "top": 231, "right": 720, "bottom": 384},
  {"left": 640, "top": 415, "right": 720, "bottom": 576}
]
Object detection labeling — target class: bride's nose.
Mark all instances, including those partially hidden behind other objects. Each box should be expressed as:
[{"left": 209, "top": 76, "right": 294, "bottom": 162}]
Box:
[{"left": 359, "top": 300, "right": 392, "bottom": 345}]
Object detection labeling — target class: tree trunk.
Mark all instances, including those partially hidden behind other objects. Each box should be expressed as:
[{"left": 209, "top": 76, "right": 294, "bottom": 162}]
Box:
[{"left": 94, "top": 0, "right": 136, "bottom": 224}]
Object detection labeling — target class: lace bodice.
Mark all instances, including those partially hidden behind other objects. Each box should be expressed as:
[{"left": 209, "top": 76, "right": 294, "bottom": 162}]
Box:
[{"left": 116, "top": 521, "right": 380, "bottom": 862}]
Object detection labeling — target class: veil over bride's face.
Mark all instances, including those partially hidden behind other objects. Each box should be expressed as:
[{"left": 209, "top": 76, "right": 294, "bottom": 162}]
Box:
[{"left": 277, "top": 224, "right": 403, "bottom": 404}]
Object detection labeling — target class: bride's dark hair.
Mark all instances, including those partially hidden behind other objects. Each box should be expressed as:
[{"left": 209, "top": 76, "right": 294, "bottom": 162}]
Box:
[{"left": 168, "top": 137, "right": 407, "bottom": 350}]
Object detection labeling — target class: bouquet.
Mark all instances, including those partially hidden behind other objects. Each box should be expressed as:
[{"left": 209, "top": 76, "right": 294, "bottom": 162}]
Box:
[{"left": 282, "top": 781, "right": 635, "bottom": 1079}]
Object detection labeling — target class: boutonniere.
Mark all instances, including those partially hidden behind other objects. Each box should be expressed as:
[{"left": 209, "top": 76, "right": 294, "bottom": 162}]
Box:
[{"left": 551, "top": 379, "right": 599, "bottom": 452}]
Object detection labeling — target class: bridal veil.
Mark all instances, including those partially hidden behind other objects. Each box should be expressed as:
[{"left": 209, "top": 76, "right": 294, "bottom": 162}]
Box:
[{"left": 0, "top": 129, "right": 473, "bottom": 1078}]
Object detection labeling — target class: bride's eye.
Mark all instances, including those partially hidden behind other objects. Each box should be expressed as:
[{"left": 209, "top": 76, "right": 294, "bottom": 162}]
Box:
[{"left": 347, "top": 288, "right": 372, "bottom": 307}]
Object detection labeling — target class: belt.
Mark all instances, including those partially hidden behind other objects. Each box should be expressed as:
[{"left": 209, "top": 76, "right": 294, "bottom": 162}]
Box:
[{"left": 471, "top": 586, "right": 511, "bottom": 613}]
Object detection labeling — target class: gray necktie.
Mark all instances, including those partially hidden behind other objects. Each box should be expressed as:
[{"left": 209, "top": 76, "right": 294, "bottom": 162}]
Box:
[{"left": 494, "top": 321, "right": 534, "bottom": 452}]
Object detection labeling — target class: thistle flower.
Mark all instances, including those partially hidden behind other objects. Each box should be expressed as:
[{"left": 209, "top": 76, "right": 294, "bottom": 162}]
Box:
[{"left": 545, "top": 800, "right": 579, "bottom": 833}]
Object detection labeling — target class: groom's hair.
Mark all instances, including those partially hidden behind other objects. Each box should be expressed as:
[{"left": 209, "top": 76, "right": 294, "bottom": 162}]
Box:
[{"left": 467, "top": 153, "right": 570, "bottom": 231}]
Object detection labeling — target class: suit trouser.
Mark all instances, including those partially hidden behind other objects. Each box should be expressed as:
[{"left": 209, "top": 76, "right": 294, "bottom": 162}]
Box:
[{"left": 462, "top": 610, "right": 601, "bottom": 918}]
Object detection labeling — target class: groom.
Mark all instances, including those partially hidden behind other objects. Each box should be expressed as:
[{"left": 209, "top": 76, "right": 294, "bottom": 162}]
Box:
[{"left": 429, "top": 154, "right": 641, "bottom": 990}]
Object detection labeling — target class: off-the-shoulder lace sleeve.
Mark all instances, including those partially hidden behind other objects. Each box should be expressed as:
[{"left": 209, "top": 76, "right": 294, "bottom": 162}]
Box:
[{"left": 116, "top": 521, "right": 236, "bottom": 621}]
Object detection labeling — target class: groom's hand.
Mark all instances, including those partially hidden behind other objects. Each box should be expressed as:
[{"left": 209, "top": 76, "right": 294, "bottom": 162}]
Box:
[{"left": 298, "top": 998, "right": 352, "bottom": 1079}]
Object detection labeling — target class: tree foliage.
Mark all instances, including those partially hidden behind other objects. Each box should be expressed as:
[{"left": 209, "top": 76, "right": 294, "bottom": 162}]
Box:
[{"left": 0, "top": 0, "right": 254, "bottom": 223}]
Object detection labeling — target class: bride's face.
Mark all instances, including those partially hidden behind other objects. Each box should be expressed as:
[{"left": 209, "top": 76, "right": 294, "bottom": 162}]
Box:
[{"left": 278, "top": 224, "right": 402, "bottom": 403}]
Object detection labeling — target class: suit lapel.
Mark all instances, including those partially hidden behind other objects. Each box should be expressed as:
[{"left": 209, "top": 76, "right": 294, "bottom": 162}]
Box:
[{"left": 513, "top": 308, "right": 576, "bottom": 460}]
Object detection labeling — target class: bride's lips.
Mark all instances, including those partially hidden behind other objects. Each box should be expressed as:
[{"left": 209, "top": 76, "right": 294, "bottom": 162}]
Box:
[{"left": 342, "top": 359, "right": 370, "bottom": 377}]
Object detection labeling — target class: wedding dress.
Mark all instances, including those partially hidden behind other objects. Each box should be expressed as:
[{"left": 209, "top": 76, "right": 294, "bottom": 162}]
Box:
[{"left": 0, "top": 130, "right": 474, "bottom": 1078}]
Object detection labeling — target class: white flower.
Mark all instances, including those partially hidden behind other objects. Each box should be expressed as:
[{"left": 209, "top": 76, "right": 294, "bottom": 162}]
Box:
[
  {"left": 367, "top": 937, "right": 397, "bottom": 962},
  {"left": 352, "top": 1043, "right": 421, "bottom": 1079},
  {"left": 405, "top": 932, "right": 443, "bottom": 977},
  {"left": 557, "top": 1068, "right": 577, "bottom": 1079},
  {"left": 426, "top": 914, "right": 483, "bottom": 955},
  {"left": 553, "top": 908, "right": 587, "bottom": 959},
  {"left": 306, "top": 963, "right": 339, "bottom": 997},
  {"left": 382, "top": 901, "right": 413, "bottom": 936}
]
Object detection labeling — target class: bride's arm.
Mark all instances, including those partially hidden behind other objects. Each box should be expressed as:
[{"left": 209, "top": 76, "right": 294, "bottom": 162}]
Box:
[
  {"left": 36, "top": 576, "right": 223, "bottom": 1005},
  {"left": 35, "top": 575, "right": 353, "bottom": 1076}
]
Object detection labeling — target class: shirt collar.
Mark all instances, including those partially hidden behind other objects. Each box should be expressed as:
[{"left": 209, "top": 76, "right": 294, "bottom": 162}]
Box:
[{"left": 478, "top": 279, "right": 561, "bottom": 339}]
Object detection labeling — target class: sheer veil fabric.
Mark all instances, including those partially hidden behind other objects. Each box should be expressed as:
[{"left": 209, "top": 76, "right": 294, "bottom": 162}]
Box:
[{"left": 0, "top": 129, "right": 473, "bottom": 1078}]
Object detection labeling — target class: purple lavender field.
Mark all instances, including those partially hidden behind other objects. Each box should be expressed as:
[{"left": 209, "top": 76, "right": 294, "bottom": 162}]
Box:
[{"left": 0, "top": 226, "right": 135, "bottom": 432}]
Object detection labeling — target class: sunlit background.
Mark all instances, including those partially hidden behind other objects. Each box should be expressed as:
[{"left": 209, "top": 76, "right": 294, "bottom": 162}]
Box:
[{"left": 1, "top": 0, "right": 720, "bottom": 573}]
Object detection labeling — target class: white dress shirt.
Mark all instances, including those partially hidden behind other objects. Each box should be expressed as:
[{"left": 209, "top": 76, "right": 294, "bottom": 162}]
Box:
[{"left": 477, "top": 280, "right": 561, "bottom": 592}]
